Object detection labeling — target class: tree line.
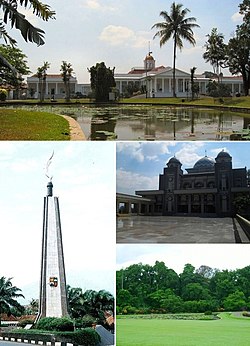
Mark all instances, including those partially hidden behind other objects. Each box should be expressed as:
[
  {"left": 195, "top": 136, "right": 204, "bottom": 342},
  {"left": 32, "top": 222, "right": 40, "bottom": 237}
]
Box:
[
  {"left": 117, "top": 261, "right": 250, "bottom": 314},
  {"left": 152, "top": 0, "right": 250, "bottom": 97},
  {"left": 0, "top": 277, "right": 114, "bottom": 330},
  {"left": 1, "top": 1, "right": 250, "bottom": 101}
]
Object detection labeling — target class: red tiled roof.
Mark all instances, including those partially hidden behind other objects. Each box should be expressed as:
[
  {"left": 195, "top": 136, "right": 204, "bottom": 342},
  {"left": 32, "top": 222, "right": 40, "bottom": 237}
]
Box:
[
  {"left": 18, "top": 315, "right": 36, "bottom": 322},
  {"left": 128, "top": 66, "right": 167, "bottom": 75},
  {"left": 0, "top": 314, "right": 17, "bottom": 321}
]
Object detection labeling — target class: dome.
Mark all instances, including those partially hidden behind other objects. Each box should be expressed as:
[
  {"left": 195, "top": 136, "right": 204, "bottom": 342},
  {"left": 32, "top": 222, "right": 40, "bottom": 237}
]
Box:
[
  {"left": 193, "top": 156, "right": 215, "bottom": 171},
  {"left": 167, "top": 156, "right": 181, "bottom": 166},
  {"left": 145, "top": 54, "right": 154, "bottom": 61},
  {"left": 216, "top": 150, "right": 231, "bottom": 158}
]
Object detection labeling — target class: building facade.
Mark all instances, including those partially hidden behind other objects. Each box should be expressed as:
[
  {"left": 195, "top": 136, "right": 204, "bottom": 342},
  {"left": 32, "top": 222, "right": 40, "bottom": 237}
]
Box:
[
  {"left": 114, "top": 53, "right": 244, "bottom": 98},
  {"left": 27, "top": 74, "right": 78, "bottom": 99},
  {"left": 134, "top": 150, "right": 250, "bottom": 217},
  {"left": 26, "top": 54, "right": 244, "bottom": 99}
]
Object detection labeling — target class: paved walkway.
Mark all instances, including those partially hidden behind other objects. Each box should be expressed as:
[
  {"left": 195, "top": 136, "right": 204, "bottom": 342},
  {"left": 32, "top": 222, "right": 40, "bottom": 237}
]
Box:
[
  {"left": 61, "top": 115, "right": 86, "bottom": 140},
  {"left": 117, "top": 216, "right": 241, "bottom": 243}
]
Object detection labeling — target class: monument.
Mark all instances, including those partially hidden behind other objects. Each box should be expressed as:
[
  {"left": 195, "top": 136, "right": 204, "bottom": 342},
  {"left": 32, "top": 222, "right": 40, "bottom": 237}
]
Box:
[{"left": 37, "top": 153, "right": 69, "bottom": 320}]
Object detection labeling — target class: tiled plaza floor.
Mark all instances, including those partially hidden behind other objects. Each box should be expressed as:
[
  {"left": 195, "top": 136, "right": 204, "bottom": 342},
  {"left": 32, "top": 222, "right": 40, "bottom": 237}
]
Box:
[{"left": 117, "top": 216, "right": 239, "bottom": 243}]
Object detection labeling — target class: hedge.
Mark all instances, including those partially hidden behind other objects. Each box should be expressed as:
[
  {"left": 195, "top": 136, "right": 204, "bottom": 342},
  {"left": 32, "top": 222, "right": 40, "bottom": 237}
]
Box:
[{"left": 1, "top": 328, "right": 101, "bottom": 346}]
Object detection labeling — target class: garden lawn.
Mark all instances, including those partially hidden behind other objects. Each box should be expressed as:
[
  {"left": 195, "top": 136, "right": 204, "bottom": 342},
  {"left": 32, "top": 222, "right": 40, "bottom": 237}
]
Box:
[
  {"left": 120, "top": 95, "right": 250, "bottom": 109},
  {"left": 116, "top": 313, "right": 250, "bottom": 346},
  {"left": 0, "top": 108, "right": 70, "bottom": 140}
]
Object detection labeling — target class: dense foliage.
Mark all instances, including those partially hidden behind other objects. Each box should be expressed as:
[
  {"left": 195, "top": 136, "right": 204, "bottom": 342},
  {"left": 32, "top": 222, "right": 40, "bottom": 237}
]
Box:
[
  {"left": 0, "top": 44, "right": 30, "bottom": 98},
  {"left": 67, "top": 286, "right": 114, "bottom": 330},
  {"left": 203, "top": 1, "right": 250, "bottom": 96},
  {"left": 88, "top": 62, "right": 116, "bottom": 102},
  {"left": 116, "top": 262, "right": 250, "bottom": 314},
  {"left": 6, "top": 328, "right": 100, "bottom": 346},
  {"left": 36, "top": 317, "right": 74, "bottom": 331},
  {"left": 0, "top": 276, "right": 24, "bottom": 320}
]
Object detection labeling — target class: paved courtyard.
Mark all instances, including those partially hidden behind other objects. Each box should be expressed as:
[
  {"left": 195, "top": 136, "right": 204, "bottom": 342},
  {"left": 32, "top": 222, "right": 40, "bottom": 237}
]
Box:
[{"left": 116, "top": 216, "right": 243, "bottom": 243}]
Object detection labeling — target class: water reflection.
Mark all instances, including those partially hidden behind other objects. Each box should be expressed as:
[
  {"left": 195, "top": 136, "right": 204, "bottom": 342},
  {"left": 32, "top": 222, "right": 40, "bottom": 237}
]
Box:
[
  {"left": 77, "top": 106, "right": 247, "bottom": 140},
  {"left": 11, "top": 104, "right": 250, "bottom": 140}
]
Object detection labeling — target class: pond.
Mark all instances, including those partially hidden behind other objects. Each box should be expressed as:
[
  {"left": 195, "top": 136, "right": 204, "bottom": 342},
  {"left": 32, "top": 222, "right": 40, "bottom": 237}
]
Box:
[{"left": 14, "top": 104, "right": 250, "bottom": 140}]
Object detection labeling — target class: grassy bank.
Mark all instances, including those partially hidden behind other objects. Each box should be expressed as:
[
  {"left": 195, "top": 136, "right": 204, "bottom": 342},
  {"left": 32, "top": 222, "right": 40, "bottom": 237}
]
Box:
[
  {"left": 3, "top": 96, "right": 250, "bottom": 109},
  {"left": 120, "top": 95, "right": 250, "bottom": 109},
  {"left": 116, "top": 313, "right": 250, "bottom": 346},
  {"left": 0, "top": 108, "right": 70, "bottom": 140}
]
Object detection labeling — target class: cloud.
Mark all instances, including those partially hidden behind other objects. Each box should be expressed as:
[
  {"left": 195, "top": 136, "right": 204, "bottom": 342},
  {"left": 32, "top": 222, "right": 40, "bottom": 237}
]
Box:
[
  {"left": 117, "top": 169, "right": 158, "bottom": 195},
  {"left": 175, "top": 142, "right": 204, "bottom": 167},
  {"left": 84, "top": 0, "right": 116, "bottom": 12},
  {"left": 117, "top": 142, "right": 177, "bottom": 163},
  {"left": 231, "top": 12, "right": 243, "bottom": 23},
  {"left": 117, "top": 142, "right": 145, "bottom": 162},
  {"left": 99, "top": 25, "right": 151, "bottom": 48},
  {"left": 210, "top": 147, "right": 228, "bottom": 156}
]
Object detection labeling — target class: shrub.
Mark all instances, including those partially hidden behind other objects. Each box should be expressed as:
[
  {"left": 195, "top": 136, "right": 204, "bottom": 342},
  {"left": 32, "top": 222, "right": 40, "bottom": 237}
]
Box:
[
  {"left": 59, "top": 328, "right": 101, "bottom": 346},
  {"left": 75, "top": 315, "right": 96, "bottom": 328},
  {"left": 18, "top": 319, "right": 35, "bottom": 328},
  {"left": 0, "top": 88, "right": 7, "bottom": 101},
  {"left": 242, "top": 311, "right": 250, "bottom": 317},
  {"left": 35, "top": 317, "right": 74, "bottom": 331},
  {"left": 204, "top": 311, "right": 213, "bottom": 315},
  {"left": 6, "top": 328, "right": 101, "bottom": 346}
]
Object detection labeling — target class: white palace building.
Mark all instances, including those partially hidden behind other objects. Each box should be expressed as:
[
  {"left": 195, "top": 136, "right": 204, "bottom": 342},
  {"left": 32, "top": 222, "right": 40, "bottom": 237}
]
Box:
[
  {"left": 115, "top": 53, "right": 244, "bottom": 98},
  {"left": 26, "top": 54, "right": 244, "bottom": 99}
]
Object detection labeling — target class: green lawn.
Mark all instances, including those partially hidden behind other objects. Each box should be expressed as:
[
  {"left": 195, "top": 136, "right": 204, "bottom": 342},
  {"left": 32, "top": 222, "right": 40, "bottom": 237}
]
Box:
[
  {"left": 120, "top": 95, "right": 250, "bottom": 109},
  {"left": 116, "top": 313, "right": 250, "bottom": 346},
  {"left": 0, "top": 108, "right": 70, "bottom": 140}
]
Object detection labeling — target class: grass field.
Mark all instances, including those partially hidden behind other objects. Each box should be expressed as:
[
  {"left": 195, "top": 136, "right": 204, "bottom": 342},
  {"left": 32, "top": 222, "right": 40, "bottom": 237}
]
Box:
[
  {"left": 116, "top": 313, "right": 250, "bottom": 346},
  {"left": 0, "top": 108, "right": 70, "bottom": 140}
]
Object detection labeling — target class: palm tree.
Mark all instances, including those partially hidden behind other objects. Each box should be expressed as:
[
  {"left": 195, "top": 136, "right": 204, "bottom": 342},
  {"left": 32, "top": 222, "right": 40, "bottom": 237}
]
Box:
[
  {"left": 0, "top": 0, "right": 55, "bottom": 47},
  {"left": 36, "top": 61, "right": 50, "bottom": 101},
  {"left": 67, "top": 285, "right": 85, "bottom": 318},
  {"left": 60, "top": 61, "right": 74, "bottom": 102},
  {"left": 0, "top": 277, "right": 24, "bottom": 325},
  {"left": 152, "top": 2, "right": 199, "bottom": 97}
]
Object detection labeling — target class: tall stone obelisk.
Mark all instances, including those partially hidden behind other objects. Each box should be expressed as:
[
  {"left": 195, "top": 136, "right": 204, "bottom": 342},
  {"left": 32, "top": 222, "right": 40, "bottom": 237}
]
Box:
[{"left": 37, "top": 159, "right": 69, "bottom": 320}]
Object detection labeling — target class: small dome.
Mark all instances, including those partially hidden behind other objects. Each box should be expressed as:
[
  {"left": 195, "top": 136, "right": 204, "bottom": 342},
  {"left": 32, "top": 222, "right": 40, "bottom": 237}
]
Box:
[
  {"left": 193, "top": 156, "right": 215, "bottom": 171},
  {"left": 167, "top": 156, "right": 181, "bottom": 165},
  {"left": 145, "top": 54, "right": 154, "bottom": 61},
  {"left": 216, "top": 150, "right": 231, "bottom": 158}
]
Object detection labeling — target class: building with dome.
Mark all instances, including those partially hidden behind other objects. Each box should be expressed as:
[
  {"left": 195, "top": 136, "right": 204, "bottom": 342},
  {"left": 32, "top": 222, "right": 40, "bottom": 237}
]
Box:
[
  {"left": 129, "top": 150, "right": 250, "bottom": 217},
  {"left": 114, "top": 53, "right": 244, "bottom": 98}
]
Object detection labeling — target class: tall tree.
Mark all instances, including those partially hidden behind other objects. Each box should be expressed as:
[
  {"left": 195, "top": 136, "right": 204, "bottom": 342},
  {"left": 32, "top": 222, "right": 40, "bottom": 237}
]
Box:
[
  {"left": 190, "top": 66, "right": 197, "bottom": 100},
  {"left": 36, "top": 61, "right": 50, "bottom": 101},
  {"left": 60, "top": 61, "right": 74, "bottom": 102},
  {"left": 203, "top": 28, "right": 226, "bottom": 81},
  {"left": 239, "top": 0, "right": 250, "bottom": 20},
  {"left": 226, "top": 23, "right": 250, "bottom": 95},
  {"left": 152, "top": 2, "right": 199, "bottom": 97},
  {"left": 0, "top": 44, "right": 30, "bottom": 98},
  {"left": 88, "top": 62, "right": 116, "bottom": 102},
  {"left": 0, "top": 277, "right": 24, "bottom": 324}
]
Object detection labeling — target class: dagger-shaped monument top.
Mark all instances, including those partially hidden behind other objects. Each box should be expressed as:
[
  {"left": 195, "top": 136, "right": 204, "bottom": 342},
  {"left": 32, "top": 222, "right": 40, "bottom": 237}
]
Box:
[{"left": 45, "top": 151, "right": 54, "bottom": 181}]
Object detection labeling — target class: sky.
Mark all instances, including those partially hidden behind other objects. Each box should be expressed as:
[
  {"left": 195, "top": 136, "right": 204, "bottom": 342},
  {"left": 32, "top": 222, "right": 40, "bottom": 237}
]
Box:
[
  {"left": 0, "top": 142, "right": 115, "bottom": 304},
  {"left": 116, "top": 141, "right": 250, "bottom": 195},
  {"left": 5, "top": 0, "right": 244, "bottom": 83},
  {"left": 117, "top": 244, "right": 250, "bottom": 273}
]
